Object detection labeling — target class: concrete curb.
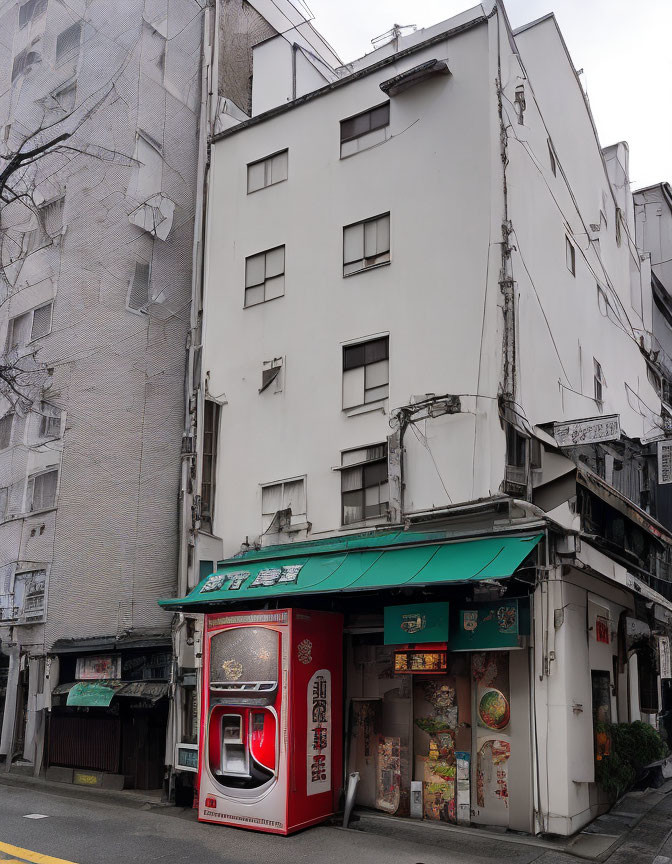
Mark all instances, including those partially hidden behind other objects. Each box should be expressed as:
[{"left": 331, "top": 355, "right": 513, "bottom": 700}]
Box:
[{"left": 0, "top": 772, "right": 171, "bottom": 812}]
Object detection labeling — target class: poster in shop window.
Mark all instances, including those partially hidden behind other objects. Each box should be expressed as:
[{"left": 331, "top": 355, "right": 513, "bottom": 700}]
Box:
[{"left": 306, "top": 670, "right": 331, "bottom": 796}]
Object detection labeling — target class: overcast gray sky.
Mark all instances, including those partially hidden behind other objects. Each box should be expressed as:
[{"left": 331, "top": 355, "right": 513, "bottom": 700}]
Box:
[{"left": 306, "top": 0, "right": 672, "bottom": 189}]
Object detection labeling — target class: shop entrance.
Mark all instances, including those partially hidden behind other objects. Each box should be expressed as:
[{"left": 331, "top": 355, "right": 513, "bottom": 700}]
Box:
[{"left": 345, "top": 633, "right": 530, "bottom": 830}]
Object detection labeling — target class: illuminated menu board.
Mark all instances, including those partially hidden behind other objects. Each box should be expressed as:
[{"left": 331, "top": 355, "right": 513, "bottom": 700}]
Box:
[{"left": 393, "top": 645, "right": 448, "bottom": 674}]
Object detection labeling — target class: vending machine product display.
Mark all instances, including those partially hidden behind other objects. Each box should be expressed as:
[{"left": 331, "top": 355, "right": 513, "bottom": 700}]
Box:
[{"left": 198, "top": 608, "right": 343, "bottom": 834}]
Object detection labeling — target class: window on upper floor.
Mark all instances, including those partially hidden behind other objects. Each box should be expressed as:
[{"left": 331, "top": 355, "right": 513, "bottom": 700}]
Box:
[
  {"left": 245, "top": 245, "right": 285, "bottom": 307},
  {"left": 343, "top": 213, "right": 390, "bottom": 276},
  {"left": 24, "top": 196, "right": 64, "bottom": 255},
  {"left": 39, "top": 402, "right": 62, "bottom": 439},
  {"left": 565, "top": 236, "right": 575, "bottom": 276},
  {"left": 247, "top": 150, "right": 288, "bottom": 194},
  {"left": 56, "top": 21, "right": 81, "bottom": 66},
  {"left": 343, "top": 335, "right": 389, "bottom": 410},
  {"left": 594, "top": 358, "right": 605, "bottom": 404},
  {"left": 11, "top": 47, "right": 41, "bottom": 82},
  {"left": 28, "top": 467, "right": 58, "bottom": 511},
  {"left": 340, "top": 103, "right": 389, "bottom": 158},
  {"left": 5, "top": 301, "right": 53, "bottom": 353},
  {"left": 201, "top": 399, "right": 220, "bottom": 534},
  {"left": 19, "top": 0, "right": 47, "bottom": 29},
  {"left": 340, "top": 443, "right": 388, "bottom": 525},
  {"left": 0, "top": 414, "right": 12, "bottom": 450},
  {"left": 0, "top": 486, "right": 7, "bottom": 520},
  {"left": 261, "top": 476, "right": 306, "bottom": 532}
]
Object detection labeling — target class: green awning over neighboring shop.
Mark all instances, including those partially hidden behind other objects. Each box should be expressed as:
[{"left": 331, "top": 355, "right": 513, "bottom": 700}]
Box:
[
  {"left": 66, "top": 680, "right": 124, "bottom": 707},
  {"left": 159, "top": 531, "right": 543, "bottom": 611}
]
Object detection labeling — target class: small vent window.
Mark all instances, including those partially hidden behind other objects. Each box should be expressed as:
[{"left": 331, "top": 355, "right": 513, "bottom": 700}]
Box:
[
  {"left": 259, "top": 358, "right": 283, "bottom": 393},
  {"left": 56, "top": 21, "right": 81, "bottom": 65}
]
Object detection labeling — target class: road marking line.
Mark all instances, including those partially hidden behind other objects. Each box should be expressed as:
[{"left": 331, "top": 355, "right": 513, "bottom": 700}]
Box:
[
  {"left": 22, "top": 816, "right": 48, "bottom": 820},
  {"left": 0, "top": 841, "right": 77, "bottom": 864}
]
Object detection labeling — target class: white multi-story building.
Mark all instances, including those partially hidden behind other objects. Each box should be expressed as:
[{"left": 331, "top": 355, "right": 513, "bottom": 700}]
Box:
[{"left": 165, "top": 0, "right": 672, "bottom": 835}]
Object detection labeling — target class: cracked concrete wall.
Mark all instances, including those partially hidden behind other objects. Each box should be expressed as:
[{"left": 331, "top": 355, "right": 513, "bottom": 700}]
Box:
[{"left": 0, "top": 0, "right": 203, "bottom": 692}]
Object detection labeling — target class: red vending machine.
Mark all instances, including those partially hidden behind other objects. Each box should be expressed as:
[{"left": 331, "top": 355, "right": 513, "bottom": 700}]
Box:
[{"left": 198, "top": 608, "right": 343, "bottom": 834}]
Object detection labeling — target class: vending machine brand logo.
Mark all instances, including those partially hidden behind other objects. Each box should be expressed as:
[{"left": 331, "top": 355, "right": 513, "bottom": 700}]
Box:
[
  {"left": 306, "top": 669, "right": 331, "bottom": 796},
  {"left": 297, "top": 639, "right": 312, "bottom": 665}
]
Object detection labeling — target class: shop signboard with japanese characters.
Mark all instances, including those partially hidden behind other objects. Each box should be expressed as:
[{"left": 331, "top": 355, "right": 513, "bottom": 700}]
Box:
[
  {"left": 75, "top": 654, "right": 121, "bottom": 680},
  {"left": 307, "top": 670, "right": 331, "bottom": 796}
]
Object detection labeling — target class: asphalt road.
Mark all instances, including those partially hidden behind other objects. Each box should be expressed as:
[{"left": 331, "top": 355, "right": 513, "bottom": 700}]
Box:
[
  {"left": 0, "top": 780, "right": 669, "bottom": 864},
  {"left": 0, "top": 782, "right": 559, "bottom": 864}
]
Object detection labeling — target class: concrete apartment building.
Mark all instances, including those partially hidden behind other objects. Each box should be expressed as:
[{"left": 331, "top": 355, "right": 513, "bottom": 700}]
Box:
[
  {"left": 0, "top": 0, "right": 345, "bottom": 796},
  {"left": 0, "top": 0, "right": 203, "bottom": 788},
  {"left": 164, "top": 0, "right": 672, "bottom": 837}
]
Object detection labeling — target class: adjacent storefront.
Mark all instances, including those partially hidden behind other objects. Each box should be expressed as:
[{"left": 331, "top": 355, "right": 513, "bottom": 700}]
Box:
[
  {"left": 48, "top": 638, "right": 171, "bottom": 790},
  {"left": 160, "top": 528, "right": 542, "bottom": 832}
]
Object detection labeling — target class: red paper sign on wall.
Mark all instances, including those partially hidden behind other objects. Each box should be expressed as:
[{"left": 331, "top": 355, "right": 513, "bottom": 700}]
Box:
[{"left": 595, "top": 616, "right": 610, "bottom": 645}]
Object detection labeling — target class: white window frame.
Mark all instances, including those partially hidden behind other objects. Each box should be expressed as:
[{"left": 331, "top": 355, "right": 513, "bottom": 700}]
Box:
[
  {"left": 5, "top": 301, "right": 53, "bottom": 352},
  {"left": 244, "top": 245, "right": 285, "bottom": 307},
  {"left": 340, "top": 103, "right": 390, "bottom": 158},
  {"left": 594, "top": 358, "right": 605, "bottom": 405},
  {"left": 339, "top": 444, "right": 389, "bottom": 526},
  {"left": 342, "top": 335, "right": 389, "bottom": 411},
  {"left": 39, "top": 402, "right": 62, "bottom": 439},
  {"left": 260, "top": 475, "right": 307, "bottom": 532},
  {"left": 247, "top": 150, "right": 288, "bottom": 194},
  {"left": 343, "top": 213, "right": 390, "bottom": 277},
  {"left": 26, "top": 467, "right": 59, "bottom": 513}
]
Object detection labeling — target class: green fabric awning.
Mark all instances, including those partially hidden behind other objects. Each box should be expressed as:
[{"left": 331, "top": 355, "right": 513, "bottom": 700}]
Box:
[
  {"left": 159, "top": 531, "right": 542, "bottom": 611},
  {"left": 66, "top": 680, "right": 124, "bottom": 707}
]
